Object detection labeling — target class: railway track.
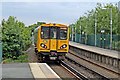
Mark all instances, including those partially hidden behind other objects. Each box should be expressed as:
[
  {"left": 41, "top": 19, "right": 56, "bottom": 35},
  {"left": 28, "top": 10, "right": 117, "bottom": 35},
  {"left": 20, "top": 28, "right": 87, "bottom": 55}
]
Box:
[
  {"left": 35, "top": 49, "right": 119, "bottom": 79},
  {"left": 67, "top": 50, "right": 120, "bottom": 79},
  {"left": 64, "top": 56, "right": 109, "bottom": 79},
  {"left": 47, "top": 61, "right": 80, "bottom": 80},
  {"left": 60, "top": 61, "right": 88, "bottom": 80},
  {"left": 47, "top": 56, "right": 110, "bottom": 80},
  {"left": 36, "top": 54, "right": 110, "bottom": 79}
]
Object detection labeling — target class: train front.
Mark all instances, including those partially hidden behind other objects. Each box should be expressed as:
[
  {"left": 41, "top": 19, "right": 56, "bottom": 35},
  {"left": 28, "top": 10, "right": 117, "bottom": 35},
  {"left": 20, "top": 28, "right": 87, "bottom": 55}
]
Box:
[{"left": 38, "top": 23, "right": 69, "bottom": 61}]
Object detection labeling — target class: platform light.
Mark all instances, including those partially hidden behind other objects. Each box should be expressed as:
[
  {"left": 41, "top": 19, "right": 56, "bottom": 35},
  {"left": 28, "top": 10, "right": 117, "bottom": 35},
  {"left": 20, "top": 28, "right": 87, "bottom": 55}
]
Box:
[
  {"left": 101, "top": 30, "right": 105, "bottom": 33},
  {"left": 94, "top": 10, "right": 98, "bottom": 46}
]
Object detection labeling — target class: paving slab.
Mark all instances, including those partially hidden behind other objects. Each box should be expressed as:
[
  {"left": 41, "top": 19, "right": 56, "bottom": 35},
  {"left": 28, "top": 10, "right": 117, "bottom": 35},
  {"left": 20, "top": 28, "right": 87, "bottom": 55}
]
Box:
[
  {"left": 39, "top": 63, "right": 61, "bottom": 79},
  {"left": 29, "top": 63, "right": 46, "bottom": 78},
  {"left": 2, "top": 63, "right": 33, "bottom": 79}
]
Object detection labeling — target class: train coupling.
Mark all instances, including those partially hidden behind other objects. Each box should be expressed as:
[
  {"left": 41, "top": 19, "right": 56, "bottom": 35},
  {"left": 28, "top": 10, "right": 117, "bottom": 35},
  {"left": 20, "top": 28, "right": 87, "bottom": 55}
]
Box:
[{"left": 50, "top": 52, "right": 57, "bottom": 56}]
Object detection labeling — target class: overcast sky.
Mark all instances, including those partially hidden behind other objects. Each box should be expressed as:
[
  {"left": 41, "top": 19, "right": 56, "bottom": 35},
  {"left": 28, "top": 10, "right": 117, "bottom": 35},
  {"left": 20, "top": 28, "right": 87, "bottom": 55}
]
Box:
[{"left": 1, "top": 0, "right": 120, "bottom": 26}]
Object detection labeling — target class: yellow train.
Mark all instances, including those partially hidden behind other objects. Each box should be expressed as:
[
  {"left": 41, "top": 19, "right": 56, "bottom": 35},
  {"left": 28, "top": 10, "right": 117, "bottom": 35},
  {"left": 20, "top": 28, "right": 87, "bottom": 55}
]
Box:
[{"left": 33, "top": 23, "right": 69, "bottom": 62}]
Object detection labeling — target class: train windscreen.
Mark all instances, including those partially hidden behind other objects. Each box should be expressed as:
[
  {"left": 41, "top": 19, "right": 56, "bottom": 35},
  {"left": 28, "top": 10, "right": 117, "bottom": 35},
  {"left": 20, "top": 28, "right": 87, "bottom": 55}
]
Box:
[
  {"left": 59, "top": 27, "right": 67, "bottom": 40},
  {"left": 41, "top": 26, "right": 67, "bottom": 40},
  {"left": 41, "top": 27, "right": 49, "bottom": 39},
  {"left": 50, "top": 27, "right": 57, "bottom": 39}
]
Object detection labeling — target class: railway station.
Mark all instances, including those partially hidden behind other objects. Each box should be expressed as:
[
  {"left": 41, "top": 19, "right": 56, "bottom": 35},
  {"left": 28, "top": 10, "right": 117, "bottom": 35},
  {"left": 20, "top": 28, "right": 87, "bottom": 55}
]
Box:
[
  {"left": 2, "top": 40, "right": 120, "bottom": 79},
  {"left": 1, "top": 1, "right": 120, "bottom": 80}
]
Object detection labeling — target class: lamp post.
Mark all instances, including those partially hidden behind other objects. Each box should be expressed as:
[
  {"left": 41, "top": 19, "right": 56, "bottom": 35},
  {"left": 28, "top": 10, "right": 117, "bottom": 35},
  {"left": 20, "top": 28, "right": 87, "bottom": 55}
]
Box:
[
  {"left": 94, "top": 11, "right": 97, "bottom": 46},
  {"left": 70, "top": 26, "right": 72, "bottom": 41},
  {"left": 110, "top": 8, "right": 112, "bottom": 49},
  {"left": 102, "top": 8, "right": 112, "bottom": 49},
  {"left": 79, "top": 25, "right": 82, "bottom": 43},
  {"left": 32, "top": 32, "right": 34, "bottom": 45},
  {"left": 72, "top": 26, "right": 74, "bottom": 41},
  {"left": 75, "top": 27, "right": 76, "bottom": 42}
]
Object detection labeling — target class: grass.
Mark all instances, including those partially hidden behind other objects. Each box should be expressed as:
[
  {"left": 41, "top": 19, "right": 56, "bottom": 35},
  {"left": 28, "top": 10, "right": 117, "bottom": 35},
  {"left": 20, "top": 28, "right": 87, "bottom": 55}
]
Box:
[{"left": 3, "top": 53, "right": 28, "bottom": 64}]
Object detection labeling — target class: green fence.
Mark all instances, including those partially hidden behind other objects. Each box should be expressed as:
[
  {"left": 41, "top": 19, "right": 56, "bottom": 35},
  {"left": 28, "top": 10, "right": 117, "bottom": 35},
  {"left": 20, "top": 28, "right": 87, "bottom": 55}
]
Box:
[{"left": 70, "top": 34, "right": 120, "bottom": 51}]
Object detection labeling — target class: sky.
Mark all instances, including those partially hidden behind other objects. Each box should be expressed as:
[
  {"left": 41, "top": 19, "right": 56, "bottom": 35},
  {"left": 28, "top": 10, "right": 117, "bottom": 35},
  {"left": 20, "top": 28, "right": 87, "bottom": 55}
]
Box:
[{"left": 1, "top": 0, "right": 120, "bottom": 26}]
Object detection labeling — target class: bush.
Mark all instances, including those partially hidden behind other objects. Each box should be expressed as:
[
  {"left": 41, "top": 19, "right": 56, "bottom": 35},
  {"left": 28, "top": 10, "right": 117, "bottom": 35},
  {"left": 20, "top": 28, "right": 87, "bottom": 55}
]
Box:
[
  {"left": 17, "top": 54, "right": 28, "bottom": 62},
  {"left": 112, "top": 41, "right": 120, "bottom": 50},
  {"left": 3, "top": 53, "right": 28, "bottom": 63},
  {"left": 3, "top": 58, "right": 13, "bottom": 63}
]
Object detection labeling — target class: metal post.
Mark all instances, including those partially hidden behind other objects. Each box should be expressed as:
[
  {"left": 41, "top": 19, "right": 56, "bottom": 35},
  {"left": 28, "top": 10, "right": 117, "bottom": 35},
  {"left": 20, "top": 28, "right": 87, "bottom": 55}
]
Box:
[
  {"left": 110, "top": 8, "right": 112, "bottom": 49},
  {"left": 75, "top": 27, "right": 76, "bottom": 42},
  {"left": 95, "top": 12, "right": 97, "bottom": 46},
  {"left": 72, "top": 26, "right": 74, "bottom": 41},
  {"left": 32, "top": 32, "right": 34, "bottom": 45},
  {"left": 79, "top": 26, "right": 81, "bottom": 43},
  {"left": 70, "top": 27, "right": 71, "bottom": 41},
  {"left": 81, "top": 26, "right": 82, "bottom": 43}
]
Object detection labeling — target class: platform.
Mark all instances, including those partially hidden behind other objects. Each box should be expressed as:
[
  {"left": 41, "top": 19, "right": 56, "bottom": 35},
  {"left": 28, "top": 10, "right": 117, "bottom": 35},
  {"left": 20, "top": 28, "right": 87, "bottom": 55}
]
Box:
[
  {"left": 29, "top": 63, "right": 61, "bottom": 79},
  {"left": 2, "top": 63, "right": 61, "bottom": 80},
  {"left": 69, "top": 41, "right": 120, "bottom": 59}
]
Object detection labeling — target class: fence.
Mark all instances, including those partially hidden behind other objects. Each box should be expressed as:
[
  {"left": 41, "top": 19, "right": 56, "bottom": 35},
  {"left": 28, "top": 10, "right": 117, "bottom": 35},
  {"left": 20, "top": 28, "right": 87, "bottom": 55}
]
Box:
[{"left": 70, "top": 33, "right": 120, "bottom": 51}]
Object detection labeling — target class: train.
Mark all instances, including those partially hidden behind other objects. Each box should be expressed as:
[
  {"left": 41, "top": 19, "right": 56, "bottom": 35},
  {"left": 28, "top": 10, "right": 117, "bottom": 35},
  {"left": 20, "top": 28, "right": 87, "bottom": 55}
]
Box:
[{"left": 33, "top": 23, "right": 69, "bottom": 62}]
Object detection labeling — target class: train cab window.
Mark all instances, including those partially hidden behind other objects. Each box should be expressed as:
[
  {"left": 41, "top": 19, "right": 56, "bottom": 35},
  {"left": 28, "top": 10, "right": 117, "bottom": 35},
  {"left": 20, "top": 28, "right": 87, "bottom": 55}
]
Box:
[
  {"left": 50, "top": 27, "right": 57, "bottom": 39},
  {"left": 41, "top": 27, "right": 49, "bottom": 39},
  {"left": 59, "top": 27, "right": 67, "bottom": 40}
]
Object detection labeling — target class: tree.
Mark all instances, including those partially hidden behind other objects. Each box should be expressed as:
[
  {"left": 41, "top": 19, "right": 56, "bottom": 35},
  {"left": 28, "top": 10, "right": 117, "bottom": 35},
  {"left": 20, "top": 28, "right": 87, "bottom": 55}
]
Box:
[
  {"left": 2, "top": 16, "right": 31, "bottom": 60},
  {"left": 69, "top": 3, "right": 119, "bottom": 35}
]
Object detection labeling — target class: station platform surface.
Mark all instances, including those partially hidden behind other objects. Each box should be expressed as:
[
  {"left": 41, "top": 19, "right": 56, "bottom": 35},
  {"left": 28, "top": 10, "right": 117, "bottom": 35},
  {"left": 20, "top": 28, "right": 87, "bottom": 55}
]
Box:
[
  {"left": 69, "top": 41, "right": 120, "bottom": 59},
  {"left": 2, "top": 63, "right": 61, "bottom": 80}
]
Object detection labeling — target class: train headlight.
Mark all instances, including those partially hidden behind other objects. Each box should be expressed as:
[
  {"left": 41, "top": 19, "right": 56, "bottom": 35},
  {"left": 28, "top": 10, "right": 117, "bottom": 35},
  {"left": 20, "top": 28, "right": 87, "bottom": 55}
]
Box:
[
  {"left": 60, "top": 44, "right": 67, "bottom": 49},
  {"left": 40, "top": 43, "right": 47, "bottom": 48},
  {"left": 41, "top": 44, "right": 44, "bottom": 47}
]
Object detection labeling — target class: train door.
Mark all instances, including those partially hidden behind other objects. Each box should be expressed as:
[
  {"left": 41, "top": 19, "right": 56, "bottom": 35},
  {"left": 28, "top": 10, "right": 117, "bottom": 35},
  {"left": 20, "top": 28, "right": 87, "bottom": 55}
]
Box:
[
  {"left": 40, "top": 27, "right": 50, "bottom": 50},
  {"left": 50, "top": 27, "right": 57, "bottom": 50}
]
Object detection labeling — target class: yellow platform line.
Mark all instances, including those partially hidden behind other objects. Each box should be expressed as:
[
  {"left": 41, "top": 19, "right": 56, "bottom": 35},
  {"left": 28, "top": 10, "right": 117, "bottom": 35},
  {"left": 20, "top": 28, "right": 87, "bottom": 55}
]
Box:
[
  {"left": 29, "top": 63, "right": 46, "bottom": 79},
  {"left": 39, "top": 63, "right": 61, "bottom": 79}
]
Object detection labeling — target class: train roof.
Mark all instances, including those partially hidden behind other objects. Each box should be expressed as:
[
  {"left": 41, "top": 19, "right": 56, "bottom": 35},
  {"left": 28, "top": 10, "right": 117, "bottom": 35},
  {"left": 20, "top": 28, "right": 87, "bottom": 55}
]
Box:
[
  {"left": 34, "top": 23, "right": 68, "bottom": 32},
  {"left": 41, "top": 23, "right": 68, "bottom": 27}
]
